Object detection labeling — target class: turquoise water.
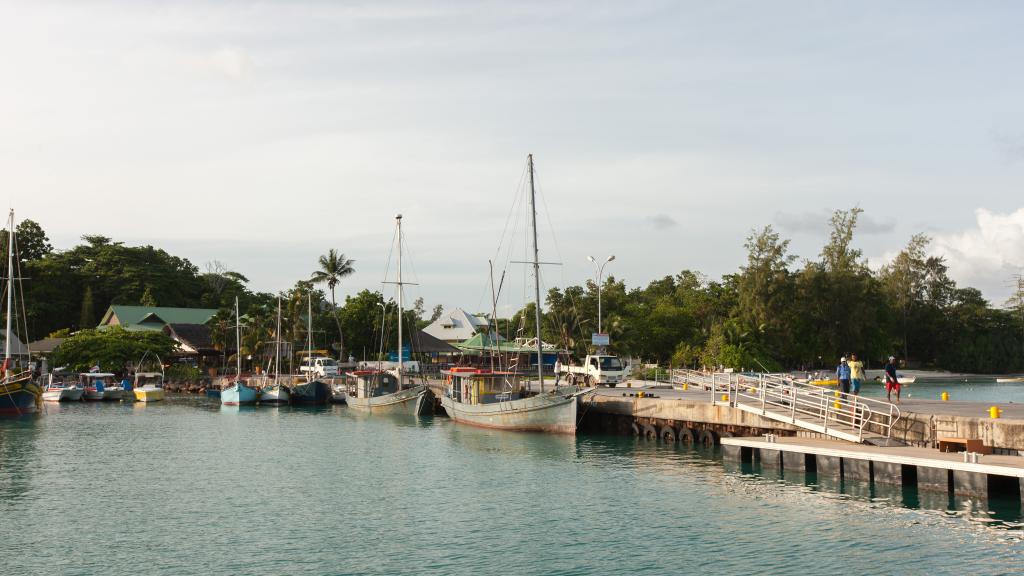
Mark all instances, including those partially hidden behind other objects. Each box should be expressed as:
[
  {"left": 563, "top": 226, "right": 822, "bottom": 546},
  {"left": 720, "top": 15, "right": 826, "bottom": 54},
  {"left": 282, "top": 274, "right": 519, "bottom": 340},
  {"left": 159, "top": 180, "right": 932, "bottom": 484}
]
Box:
[
  {"left": 2, "top": 398, "right": 1022, "bottom": 575},
  {"left": 858, "top": 379, "right": 1024, "bottom": 403}
]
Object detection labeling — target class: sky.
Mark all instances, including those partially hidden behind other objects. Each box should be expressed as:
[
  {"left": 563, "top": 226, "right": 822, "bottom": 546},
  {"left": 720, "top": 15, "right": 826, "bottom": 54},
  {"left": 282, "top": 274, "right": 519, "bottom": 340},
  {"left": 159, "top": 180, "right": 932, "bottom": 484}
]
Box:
[{"left": 1, "top": 0, "right": 1023, "bottom": 314}]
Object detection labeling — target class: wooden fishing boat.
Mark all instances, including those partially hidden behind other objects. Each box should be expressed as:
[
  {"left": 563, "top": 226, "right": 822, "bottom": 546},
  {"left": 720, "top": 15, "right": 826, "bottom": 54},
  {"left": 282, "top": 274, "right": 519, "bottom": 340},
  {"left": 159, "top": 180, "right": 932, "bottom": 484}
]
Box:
[
  {"left": 344, "top": 214, "right": 432, "bottom": 415},
  {"left": 0, "top": 210, "right": 41, "bottom": 415},
  {"left": 438, "top": 156, "right": 595, "bottom": 434}
]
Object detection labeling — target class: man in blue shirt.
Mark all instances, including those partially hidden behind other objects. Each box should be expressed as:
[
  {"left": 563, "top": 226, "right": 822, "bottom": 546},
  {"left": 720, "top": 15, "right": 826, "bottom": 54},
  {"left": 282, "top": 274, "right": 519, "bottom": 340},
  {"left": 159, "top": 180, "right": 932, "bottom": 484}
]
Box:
[{"left": 836, "top": 357, "right": 852, "bottom": 396}]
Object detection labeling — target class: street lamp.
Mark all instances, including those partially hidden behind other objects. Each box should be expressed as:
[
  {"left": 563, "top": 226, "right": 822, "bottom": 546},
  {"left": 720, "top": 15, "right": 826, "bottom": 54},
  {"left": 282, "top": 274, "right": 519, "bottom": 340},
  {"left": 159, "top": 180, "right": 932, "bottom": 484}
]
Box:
[{"left": 587, "top": 255, "right": 615, "bottom": 336}]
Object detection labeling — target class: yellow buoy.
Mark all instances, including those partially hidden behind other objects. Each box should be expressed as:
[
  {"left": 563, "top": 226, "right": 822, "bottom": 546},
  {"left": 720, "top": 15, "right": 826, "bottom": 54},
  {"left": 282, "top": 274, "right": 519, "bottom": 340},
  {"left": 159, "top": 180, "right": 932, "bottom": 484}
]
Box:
[
  {"left": 833, "top": 390, "right": 840, "bottom": 398},
  {"left": 941, "top": 391, "right": 949, "bottom": 401},
  {"left": 989, "top": 406, "right": 1001, "bottom": 419},
  {"left": 833, "top": 401, "right": 841, "bottom": 409}
]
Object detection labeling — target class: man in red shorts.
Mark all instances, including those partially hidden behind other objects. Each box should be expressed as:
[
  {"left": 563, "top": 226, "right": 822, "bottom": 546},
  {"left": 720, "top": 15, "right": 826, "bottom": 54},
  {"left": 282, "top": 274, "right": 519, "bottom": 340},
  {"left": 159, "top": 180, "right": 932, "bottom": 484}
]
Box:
[{"left": 884, "top": 356, "right": 900, "bottom": 403}]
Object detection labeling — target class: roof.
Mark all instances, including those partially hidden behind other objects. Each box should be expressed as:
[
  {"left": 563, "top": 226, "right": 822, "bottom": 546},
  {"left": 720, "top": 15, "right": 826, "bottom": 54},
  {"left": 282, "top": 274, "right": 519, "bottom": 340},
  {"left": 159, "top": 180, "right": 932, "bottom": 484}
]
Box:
[
  {"left": 457, "top": 333, "right": 562, "bottom": 354},
  {"left": 163, "top": 323, "right": 216, "bottom": 354},
  {"left": 0, "top": 333, "right": 28, "bottom": 356},
  {"left": 422, "top": 308, "right": 489, "bottom": 342},
  {"left": 99, "top": 305, "right": 218, "bottom": 331},
  {"left": 409, "top": 330, "right": 460, "bottom": 354},
  {"left": 28, "top": 337, "right": 64, "bottom": 355}
]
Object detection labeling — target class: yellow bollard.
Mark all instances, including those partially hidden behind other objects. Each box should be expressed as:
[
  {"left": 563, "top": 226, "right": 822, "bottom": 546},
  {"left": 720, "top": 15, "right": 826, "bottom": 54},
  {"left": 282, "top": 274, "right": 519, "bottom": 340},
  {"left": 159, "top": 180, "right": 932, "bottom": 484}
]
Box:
[
  {"left": 721, "top": 394, "right": 728, "bottom": 402},
  {"left": 989, "top": 406, "right": 1001, "bottom": 419},
  {"left": 833, "top": 390, "right": 840, "bottom": 397},
  {"left": 833, "top": 401, "right": 841, "bottom": 409},
  {"left": 683, "top": 383, "right": 688, "bottom": 391},
  {"left": 941, "top": 391, "right": 949, "bottom": 401}
]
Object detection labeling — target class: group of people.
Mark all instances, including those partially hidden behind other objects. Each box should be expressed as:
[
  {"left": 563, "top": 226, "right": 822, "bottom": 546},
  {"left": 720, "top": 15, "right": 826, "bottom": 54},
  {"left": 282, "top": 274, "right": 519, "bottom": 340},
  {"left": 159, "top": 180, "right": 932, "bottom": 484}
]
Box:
[{"left": 835, "top": 354, "right": 902, "bottom": 403}]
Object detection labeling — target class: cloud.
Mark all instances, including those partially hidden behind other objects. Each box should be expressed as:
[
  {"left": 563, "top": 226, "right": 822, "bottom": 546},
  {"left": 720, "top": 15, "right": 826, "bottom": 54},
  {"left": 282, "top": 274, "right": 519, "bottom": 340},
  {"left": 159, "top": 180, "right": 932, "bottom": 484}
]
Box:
[
  {"left": 647, "top": 213, "right": 677, "bottom": 230},
  {"left": 206, "top": 46, "right": 252, "bottom": 80},
  {"left": 774, "top": 209, "right": 895, "bottom": 236},
  {"left": 928, "top": 208, "right": 1024, "bottom": 300}
]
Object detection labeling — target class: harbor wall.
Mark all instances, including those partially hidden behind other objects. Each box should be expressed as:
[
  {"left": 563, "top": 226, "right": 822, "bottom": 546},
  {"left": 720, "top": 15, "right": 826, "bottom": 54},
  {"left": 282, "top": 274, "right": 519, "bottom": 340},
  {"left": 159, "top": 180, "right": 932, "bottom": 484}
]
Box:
[{"left": 583, "top": 394, "right": 1024, "bottom": 453}]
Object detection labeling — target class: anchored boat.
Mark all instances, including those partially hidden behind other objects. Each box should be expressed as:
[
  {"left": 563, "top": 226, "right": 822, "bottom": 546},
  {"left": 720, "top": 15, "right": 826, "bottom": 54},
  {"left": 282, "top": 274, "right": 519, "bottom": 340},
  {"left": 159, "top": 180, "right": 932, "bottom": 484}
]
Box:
[
  {"left": 438, "top": 155, "right": 594, "bottom": 434},
  {"left": 42, "top": 372, "right": 84, "bottom": 403},
  {"left": 0, "top": 210, "right": 42, "bottom": 415},
  {"left": 345, "top": 214, "right": 432, "bottom": 415},
  {"left": 221, "top": 297, "right": 257, "bottom": 406},
  {"left": 257, "top": 298, "right": 290, "bottom": 406}
]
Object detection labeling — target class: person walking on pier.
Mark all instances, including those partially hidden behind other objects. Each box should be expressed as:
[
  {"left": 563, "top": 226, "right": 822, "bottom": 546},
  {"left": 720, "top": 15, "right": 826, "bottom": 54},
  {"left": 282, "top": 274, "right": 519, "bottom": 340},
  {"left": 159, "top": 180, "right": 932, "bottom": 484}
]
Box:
[
  {"left": 848, "top": 353, "right": 864, "bottom": 396},
  {"left": 836, "top": 357, "right": 852, "bottom": 396},
  {"left": 884, "top": 356, "right": 901, "bottom": 403}
]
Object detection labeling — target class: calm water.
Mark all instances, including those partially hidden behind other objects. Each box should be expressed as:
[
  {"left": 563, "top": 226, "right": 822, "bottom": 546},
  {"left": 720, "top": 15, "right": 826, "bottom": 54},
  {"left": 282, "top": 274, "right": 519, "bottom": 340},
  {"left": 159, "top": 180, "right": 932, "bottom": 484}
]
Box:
[
  {"left": 858, "top": 378, "right": 1024, "bottom": 403},
  {"left": 2, "top": 398, "right": 1023, "bottom": 576}
]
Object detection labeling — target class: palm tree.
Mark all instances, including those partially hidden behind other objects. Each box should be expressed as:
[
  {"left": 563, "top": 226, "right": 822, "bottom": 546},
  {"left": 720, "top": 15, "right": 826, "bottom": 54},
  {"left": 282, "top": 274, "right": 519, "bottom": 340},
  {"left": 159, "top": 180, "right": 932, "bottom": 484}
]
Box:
[{"left": 311, "top": 249, "right": 355, "bottom": 359}]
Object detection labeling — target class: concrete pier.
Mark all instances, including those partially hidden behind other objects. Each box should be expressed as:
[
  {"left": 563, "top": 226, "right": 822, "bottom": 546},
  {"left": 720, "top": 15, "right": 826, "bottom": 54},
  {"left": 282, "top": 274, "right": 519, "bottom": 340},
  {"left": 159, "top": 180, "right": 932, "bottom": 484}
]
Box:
[
  {"left": 576, "top": 386, "right": 1024, "bottom": 453},
  {"left": 722, "top": 436, "right": 1024, "bottom": 502}
]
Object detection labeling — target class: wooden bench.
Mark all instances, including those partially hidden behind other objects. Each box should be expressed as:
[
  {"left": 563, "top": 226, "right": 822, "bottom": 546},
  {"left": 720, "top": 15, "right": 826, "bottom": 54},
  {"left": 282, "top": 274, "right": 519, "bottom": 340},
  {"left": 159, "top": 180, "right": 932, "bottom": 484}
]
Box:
[{"left": 937, "top": 437, "right": 991, "bottom": 455}]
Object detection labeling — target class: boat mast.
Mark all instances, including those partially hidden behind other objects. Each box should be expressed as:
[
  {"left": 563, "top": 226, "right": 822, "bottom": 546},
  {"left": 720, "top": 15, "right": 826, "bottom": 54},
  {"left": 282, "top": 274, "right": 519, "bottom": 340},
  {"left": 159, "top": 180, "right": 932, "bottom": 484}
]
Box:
[
  {"left": 396, "top": 214, "right": 403, "bottom": 389},
  {"left": 307, "top": 292, "right": 313, "bottom": 383},
  {"left": 3, "top": 210, "right": 13, "bottom": 367},
  {"left": 234, "top": 296, "right": 241, "bottom": 380},
  {"left": 527, "top": 155, "right": 544, "bottom": 393},
  {"left": 274, "top": 297, "right": 282, "bottom": 385}
]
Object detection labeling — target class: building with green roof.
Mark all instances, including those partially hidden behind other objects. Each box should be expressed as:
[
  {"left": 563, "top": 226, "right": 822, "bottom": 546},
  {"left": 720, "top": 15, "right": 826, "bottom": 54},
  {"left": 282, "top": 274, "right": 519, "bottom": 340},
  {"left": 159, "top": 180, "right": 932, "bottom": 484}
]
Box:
[{"left": 98, "top": 305, "right": 219, "bottom": 332}]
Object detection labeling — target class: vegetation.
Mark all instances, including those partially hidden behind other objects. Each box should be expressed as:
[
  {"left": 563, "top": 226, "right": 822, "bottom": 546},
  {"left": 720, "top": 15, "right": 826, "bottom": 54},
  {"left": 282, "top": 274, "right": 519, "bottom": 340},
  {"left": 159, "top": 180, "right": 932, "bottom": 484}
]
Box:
[
  {"left": 52, "top": 327, "right": 175, "bottom": 373},
  {"left": 9, "top": 210, "right": 1024, "bottom": 374}
]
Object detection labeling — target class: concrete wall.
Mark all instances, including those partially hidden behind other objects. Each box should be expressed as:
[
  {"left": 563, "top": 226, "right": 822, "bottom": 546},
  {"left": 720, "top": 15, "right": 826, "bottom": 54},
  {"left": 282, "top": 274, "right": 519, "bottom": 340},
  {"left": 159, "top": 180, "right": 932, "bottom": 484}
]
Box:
[{"left": 586, "top": 395, "right": 1024, "bottom": 452}]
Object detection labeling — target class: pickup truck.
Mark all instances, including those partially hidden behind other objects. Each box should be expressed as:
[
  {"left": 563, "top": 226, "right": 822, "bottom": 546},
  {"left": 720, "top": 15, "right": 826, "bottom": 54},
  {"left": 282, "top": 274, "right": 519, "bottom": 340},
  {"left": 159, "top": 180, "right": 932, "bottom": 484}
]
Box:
[{"left": 559, "top": 354, "right": 627, "bottom": 387}]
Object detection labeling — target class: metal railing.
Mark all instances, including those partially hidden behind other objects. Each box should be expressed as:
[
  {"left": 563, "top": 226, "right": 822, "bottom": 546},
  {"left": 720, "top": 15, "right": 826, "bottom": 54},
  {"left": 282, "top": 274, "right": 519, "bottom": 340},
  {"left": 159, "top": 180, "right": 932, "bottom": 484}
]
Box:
[{"left": 673, "top": 369, "right": 901, "bottom": 442}]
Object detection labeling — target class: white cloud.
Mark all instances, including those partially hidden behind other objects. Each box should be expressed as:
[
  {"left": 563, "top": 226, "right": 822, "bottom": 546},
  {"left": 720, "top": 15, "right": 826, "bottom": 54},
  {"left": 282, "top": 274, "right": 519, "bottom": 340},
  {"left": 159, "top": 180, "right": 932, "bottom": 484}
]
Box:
[{"left": 930, "top": 208, "right": 1024, "bottom": 303}]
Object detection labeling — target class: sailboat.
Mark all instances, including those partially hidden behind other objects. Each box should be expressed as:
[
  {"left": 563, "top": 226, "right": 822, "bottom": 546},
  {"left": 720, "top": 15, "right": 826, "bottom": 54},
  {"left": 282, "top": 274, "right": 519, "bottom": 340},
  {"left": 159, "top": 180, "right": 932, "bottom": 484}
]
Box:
[
  {"left": 440, "top": 156, "right": 594, "bottom": 434},
  {"left": 221, "top": 297, "right": 258, "bottom": 406},
  {"left": 345, "top": 214, "right": 433, "bottom": 415},
  {"left": 0, "top": 210, "right": 42, "bottom": 415},
  {"left": 289, "top": 293, "right": 330, "bottom": 405},
  {"left": 258, "top": 298, "right": 290, "bottom": 405}
]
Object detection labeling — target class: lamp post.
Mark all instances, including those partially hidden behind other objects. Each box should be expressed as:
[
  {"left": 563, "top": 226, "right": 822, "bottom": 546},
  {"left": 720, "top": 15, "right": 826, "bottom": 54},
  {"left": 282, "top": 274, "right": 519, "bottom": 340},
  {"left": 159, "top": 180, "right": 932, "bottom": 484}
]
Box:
[{"left": 587, "top": 254, "right": 615, "bottom": 339}]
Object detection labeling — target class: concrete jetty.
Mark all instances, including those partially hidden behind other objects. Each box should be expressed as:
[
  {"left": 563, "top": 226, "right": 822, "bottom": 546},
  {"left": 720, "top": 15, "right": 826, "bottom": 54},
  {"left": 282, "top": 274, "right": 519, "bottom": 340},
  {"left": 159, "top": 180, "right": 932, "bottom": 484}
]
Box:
[
  {"left": 582, "top": 386, "right": 1024, "bottom": 453},
  {"left": 720, "top": 435, "right": 1024, "bottom": 502}
]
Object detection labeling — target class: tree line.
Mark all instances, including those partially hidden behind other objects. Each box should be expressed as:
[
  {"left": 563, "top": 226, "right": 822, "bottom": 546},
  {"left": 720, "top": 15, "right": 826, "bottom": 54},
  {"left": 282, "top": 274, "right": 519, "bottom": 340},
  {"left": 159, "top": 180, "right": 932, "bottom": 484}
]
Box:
[{"left": 8, "top": 208, "right": 1024, "bottom": 374}]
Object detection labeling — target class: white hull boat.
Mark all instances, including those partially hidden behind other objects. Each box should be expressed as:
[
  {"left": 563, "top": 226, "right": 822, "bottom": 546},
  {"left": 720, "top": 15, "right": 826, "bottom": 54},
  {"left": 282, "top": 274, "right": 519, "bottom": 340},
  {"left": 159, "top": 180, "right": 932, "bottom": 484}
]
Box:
[
  {"left": 259, "top": 384, "right": 290, "bottom": 405},
  {"left": 345, "top": 383, "right": 432, "bottom": 415},
  {"left": 42, "top": 386, "right": 84, "bottom": 402}
]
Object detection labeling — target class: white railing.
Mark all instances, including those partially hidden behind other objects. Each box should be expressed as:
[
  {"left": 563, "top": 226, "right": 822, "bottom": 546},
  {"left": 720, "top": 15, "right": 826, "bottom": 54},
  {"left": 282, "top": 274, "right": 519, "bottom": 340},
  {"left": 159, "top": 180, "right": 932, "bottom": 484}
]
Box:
[{"left": 673, "top": 369, "right": 901, "bottom": 442}]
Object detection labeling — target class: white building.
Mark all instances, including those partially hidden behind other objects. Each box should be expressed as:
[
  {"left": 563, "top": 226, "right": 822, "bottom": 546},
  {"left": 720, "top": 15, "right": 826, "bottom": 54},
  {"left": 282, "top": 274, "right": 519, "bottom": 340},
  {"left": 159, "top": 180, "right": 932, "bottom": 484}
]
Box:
[{"left": 421, "top": 308, "right": 489, "bottom": 344}]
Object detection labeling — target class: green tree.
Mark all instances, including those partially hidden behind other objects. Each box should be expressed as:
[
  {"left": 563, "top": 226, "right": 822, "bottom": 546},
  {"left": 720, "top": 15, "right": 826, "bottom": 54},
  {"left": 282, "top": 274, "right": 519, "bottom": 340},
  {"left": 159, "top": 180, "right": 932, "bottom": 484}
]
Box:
[
  {"left": 79, "top": 286, "right": 95, "bottom": 328},
  {"left": 311, "top": 249, "right": 355, "bottom": 358},
  {"left": 52, "top": 327, "right": 175, "bottom": 372}
]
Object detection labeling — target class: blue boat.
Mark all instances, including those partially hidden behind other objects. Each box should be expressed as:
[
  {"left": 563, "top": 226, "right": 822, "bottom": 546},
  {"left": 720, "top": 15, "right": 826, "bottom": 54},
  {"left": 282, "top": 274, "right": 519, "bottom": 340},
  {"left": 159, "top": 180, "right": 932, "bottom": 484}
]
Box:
[
  {"left": 221, "top": 381, "right": 258, "bottom": 405},
  {"left": 220, "top": 297, "right": 256, "bottom": 406}
]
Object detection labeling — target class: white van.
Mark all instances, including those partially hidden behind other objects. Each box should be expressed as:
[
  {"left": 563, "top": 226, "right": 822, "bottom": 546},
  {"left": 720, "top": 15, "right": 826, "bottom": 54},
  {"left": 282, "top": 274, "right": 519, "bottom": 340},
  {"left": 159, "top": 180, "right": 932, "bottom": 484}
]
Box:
[{"left": 299, "top": 357, "right": 339, "bottom": 378}]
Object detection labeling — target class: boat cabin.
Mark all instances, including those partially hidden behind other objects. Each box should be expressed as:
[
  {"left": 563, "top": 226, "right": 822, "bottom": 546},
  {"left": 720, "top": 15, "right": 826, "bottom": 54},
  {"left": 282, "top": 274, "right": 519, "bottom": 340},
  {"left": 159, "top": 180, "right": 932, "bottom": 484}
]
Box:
[
  {"left": 134, "top": 371, "right": 164, "bottom": 389},
  {"left": 443, "top": 368, "right": 526, "bottom": 405},
  {"left": 346, "top": 370, "right": 400, "bottom": 399},
  {"left": 79, "top": 372, "right": 116, "bottom": 391}
]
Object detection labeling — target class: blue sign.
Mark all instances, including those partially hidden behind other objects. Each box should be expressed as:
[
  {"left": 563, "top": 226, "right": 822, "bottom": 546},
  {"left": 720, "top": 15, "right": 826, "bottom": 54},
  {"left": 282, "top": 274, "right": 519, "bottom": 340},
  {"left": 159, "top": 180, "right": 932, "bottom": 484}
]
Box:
[{"left": 387, "top": 345, "right": 412, "bottom": 362}]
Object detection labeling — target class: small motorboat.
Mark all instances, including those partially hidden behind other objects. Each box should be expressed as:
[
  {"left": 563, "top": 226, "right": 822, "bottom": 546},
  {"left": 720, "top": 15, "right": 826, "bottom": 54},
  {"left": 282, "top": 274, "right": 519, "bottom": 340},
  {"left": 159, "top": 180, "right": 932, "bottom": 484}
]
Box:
[
  {"left": 42, "top": 373, "right": 83, "bottom": 402},
  {"left": 81, "top": 372, "right": 116, "bottom": 401},
  {"left": 133, "top": 372, "right": 165, "bottom": 403}
]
